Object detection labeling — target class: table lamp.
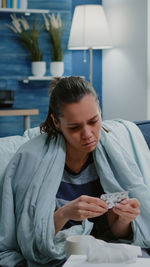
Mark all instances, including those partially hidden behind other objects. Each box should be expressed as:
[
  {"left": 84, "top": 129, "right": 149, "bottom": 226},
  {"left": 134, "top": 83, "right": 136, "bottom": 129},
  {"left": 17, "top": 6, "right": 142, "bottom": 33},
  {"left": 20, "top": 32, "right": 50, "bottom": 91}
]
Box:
[{"left": 68, "top": 5, "right": 112, "bottom": 85}]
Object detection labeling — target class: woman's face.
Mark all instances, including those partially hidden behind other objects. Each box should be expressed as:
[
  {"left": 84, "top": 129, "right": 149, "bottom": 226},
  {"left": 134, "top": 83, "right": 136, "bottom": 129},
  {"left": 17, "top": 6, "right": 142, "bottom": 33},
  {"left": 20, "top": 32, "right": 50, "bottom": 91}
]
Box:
[{"left": 57, "top": 94, "right": 102, "bottom": 154}]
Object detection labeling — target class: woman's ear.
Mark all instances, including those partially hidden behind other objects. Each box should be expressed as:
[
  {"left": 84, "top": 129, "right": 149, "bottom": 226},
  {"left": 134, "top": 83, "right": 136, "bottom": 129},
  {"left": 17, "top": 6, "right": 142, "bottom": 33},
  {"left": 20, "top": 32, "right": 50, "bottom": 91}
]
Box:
[{"left": 50, "top": 114, "right": 60, "bottom": 129}]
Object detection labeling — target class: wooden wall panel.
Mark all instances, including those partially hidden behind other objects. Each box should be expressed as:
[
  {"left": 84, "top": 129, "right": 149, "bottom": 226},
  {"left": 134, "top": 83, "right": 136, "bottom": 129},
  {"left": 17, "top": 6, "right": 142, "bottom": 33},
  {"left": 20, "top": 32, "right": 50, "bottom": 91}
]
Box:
[
  {"left": 0, "top": 0, "right": 102, "bottom": 137},
  {"left": 0, "top": 0, "right": 72, "bottom": 137}
]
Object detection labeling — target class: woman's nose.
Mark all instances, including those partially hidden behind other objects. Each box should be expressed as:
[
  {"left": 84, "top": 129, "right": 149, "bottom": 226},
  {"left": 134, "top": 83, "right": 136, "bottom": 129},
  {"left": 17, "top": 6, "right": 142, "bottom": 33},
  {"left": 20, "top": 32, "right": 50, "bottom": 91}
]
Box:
[{"left": 81, "top": 126, "right": 92, "bottom": 140}]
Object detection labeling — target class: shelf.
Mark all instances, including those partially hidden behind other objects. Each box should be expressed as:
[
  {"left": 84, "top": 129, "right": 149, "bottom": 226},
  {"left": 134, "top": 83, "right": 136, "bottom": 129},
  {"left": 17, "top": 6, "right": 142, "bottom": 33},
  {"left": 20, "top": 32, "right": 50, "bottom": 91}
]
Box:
[
  {"left": 0, "top": 8, "right": 49, "bottom": 15},
  {"left": 21, "top": 76, "right": 54, "bottom": 83},
  {"left": 21, "top": 76, "right": 85, "bottom": 83}
]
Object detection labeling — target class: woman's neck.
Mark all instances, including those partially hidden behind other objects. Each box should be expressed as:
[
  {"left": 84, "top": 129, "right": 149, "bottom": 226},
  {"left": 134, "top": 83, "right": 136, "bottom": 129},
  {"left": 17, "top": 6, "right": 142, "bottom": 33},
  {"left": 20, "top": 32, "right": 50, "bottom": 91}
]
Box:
[{"left": 65, "top": 147, "right": 89, "bottom": 173}]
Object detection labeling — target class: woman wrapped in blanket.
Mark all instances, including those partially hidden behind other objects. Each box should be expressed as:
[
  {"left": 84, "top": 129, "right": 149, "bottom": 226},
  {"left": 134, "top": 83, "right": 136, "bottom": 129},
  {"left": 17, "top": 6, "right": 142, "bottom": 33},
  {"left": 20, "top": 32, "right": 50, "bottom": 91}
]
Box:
[{"left": 0, "top": 76, "right": 150, "bottom": 267}]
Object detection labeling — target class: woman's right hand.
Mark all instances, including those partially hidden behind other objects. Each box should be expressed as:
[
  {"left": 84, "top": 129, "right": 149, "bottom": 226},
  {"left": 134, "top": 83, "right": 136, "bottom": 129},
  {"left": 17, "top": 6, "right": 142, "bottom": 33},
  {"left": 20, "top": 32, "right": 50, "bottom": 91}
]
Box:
[
  {"left": 54, "top": 195, "right": 108, "bottom": 234},
  {"left": 63, "top": 195, "right": 108, "bottom": 221}
]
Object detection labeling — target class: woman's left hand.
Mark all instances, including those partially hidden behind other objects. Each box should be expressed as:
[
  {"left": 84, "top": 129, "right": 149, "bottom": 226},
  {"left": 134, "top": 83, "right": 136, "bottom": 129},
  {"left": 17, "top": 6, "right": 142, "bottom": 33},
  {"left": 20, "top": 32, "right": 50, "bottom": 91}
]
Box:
[{"left": 113, "top": 198, "right": 140, "bottom": 224}]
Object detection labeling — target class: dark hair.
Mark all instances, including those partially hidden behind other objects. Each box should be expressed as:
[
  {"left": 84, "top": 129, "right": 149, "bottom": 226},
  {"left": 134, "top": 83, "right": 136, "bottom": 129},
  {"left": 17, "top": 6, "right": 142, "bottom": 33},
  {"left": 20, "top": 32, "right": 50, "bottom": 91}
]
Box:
[{"left": 40, "top": 76, "right": 99, "bottom": 137}]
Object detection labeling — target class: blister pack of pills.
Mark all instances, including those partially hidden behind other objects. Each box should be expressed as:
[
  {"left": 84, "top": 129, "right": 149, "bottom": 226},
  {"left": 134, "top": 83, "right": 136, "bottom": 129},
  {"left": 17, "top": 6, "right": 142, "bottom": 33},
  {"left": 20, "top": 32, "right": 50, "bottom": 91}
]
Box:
[{"left": 100, "top": 191, "right": 129, "bottom": 209}]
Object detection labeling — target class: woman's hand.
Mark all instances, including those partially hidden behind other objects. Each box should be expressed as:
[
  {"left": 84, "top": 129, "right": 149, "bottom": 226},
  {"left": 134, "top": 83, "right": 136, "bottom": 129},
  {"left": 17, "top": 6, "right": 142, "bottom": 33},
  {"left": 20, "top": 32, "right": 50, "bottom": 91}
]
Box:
[
  {"left": 113, "top": 198, "right": 140, "bottom": 223},
  {"left": 108, "top": 198, "right": 140, "bottom": 238},
  {"left": 63, "top": 195, "right": 108, "bottom": 221},
  {"left": 54, "top": 195, "right": 108, "bottom": 234}
]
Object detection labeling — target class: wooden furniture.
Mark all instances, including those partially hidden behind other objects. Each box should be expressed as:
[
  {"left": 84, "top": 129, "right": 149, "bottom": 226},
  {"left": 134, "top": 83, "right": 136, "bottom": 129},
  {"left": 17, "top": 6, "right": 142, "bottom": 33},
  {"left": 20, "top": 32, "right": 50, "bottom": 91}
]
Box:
[{"left": 0, "top": 109, "right": 39, "bottom": 130}]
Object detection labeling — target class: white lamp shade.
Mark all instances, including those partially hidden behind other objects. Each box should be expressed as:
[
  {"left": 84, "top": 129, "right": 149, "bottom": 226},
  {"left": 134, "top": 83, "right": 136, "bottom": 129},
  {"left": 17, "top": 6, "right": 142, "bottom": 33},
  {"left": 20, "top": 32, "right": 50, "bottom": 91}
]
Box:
[{"left": 68, "top": 5, "right": 112, "bottom": 50}]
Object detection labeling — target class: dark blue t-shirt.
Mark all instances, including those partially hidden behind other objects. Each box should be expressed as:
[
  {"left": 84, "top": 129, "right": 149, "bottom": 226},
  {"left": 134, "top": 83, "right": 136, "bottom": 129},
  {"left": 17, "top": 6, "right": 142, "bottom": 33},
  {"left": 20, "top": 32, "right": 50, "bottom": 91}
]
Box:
[{"left": 56, "top": 154, "right": 104, "bottom": 229}]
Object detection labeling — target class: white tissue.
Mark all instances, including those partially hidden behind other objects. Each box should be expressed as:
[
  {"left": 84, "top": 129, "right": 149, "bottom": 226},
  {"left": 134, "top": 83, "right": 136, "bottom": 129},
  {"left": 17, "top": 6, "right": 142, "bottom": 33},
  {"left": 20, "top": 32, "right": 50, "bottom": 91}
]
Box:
[{"left": 84, "top": 236, "right": 142, "bottom": 263}]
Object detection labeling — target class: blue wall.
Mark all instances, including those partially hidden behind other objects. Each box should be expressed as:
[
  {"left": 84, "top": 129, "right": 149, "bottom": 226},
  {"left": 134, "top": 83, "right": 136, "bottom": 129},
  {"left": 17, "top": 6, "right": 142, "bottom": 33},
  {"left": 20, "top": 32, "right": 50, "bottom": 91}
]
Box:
[{"left": 0, "top": 0, "right": 102, "bottom": 137}]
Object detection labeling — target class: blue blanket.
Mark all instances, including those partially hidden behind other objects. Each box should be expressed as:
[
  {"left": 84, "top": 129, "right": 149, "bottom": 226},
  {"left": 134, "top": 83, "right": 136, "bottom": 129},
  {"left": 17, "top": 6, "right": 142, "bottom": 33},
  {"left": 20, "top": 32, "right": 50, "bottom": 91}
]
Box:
[{"left": 0, "top": 119, "right": 150, "bottom": 266}]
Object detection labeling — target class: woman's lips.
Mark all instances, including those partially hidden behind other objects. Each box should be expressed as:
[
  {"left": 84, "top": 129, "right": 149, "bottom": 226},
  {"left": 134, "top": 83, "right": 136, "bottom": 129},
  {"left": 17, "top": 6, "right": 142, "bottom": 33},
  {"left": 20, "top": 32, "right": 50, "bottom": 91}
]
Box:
[{"left": 83, "top": 140, "right": 96, "bottom": 147}]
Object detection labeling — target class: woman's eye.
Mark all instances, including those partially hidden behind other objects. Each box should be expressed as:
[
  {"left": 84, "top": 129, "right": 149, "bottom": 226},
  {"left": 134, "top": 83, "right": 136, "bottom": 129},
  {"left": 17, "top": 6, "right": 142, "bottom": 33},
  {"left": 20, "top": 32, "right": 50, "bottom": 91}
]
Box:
[
  {"left": 89, "top": 120, "right": 98, "bottom": 124},
  {"left": 69, "top": 126, "right": 80, "bottom": 131},
  {"left": 68, "top": 120, "right": 98, "bottom": 130}
]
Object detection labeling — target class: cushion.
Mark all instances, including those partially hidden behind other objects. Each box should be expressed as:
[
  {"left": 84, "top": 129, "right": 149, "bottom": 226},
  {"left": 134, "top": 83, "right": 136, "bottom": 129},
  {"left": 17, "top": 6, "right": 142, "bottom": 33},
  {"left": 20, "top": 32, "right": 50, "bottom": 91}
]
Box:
[
  {"left": 135, "top": 121, "right": 150, "bottom": 149},
  {"left": 0, "top": 127, "right": 40, "bottom": 188},
  {"left": 23, "top": 126, "right": 40, "bottom": 139}
]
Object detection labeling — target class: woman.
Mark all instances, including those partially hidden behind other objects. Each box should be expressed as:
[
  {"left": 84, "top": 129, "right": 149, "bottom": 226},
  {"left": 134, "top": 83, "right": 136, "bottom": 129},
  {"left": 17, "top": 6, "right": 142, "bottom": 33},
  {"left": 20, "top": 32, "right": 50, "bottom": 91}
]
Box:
[
  {"left": 0, "top": 76, "right": 150, "bottom": 267},
  {"left": 42, "top": 77, "right": 139, "bottom": 237}
]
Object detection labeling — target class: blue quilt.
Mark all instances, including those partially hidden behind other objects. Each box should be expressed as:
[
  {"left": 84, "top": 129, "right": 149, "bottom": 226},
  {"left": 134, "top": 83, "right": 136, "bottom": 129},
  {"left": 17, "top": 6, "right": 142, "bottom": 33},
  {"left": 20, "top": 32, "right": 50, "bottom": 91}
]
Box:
[{"left": 0, "top": 119, "right": 150, "bottom": 266}]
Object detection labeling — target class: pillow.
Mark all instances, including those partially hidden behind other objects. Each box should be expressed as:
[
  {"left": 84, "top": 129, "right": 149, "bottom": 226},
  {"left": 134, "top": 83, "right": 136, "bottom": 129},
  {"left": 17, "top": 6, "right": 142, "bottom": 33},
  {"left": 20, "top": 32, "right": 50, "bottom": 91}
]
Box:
[
  {"left": 0, "top": 127, "right": 40, "bottom": 188},
  {"left": 23, "top": 126, "right": 40, "bottom": 139},
  {"left": 135, "top": 121, "right": 150, "bottom": 149},
  {"left": 0, "top": 135, "right": 28, "bottom": 187}
]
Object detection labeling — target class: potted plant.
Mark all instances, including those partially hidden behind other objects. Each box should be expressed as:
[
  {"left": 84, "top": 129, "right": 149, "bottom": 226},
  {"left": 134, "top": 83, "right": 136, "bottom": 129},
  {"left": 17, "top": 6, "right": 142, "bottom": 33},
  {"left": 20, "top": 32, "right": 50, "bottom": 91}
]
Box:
[
  {"left": 43, "top": 13, "right": 64, "bottom": 77},
  {"left": 6, "top": 14, "right": 46, "bottom": 77}
]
